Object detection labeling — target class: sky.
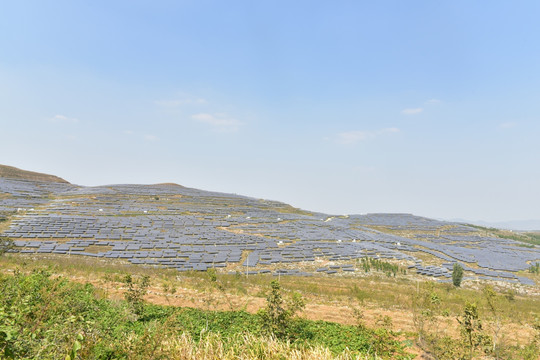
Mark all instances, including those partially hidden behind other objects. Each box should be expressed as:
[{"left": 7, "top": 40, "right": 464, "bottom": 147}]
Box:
[{"left": 1, "top": 1, "right": 539, "bottom": 222}]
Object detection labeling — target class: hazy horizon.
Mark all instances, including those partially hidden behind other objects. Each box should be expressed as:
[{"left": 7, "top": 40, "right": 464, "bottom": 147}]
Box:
[
  {"left": 5, "top": 162, "right": 540, "bottom": 229},
  {"left": 1, "top": 1, "right": 539, "bottom": 223}
]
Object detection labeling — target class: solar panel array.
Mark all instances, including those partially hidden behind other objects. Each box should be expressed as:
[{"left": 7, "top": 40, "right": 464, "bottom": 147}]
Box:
[{"left": 1, "top": 177, "right": 538, "bottom": 285}]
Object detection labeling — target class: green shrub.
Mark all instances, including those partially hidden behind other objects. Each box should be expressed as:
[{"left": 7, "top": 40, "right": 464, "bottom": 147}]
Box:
[
  {"left": 123, "top": 274, "right": 150, "bottom": 317},
  {"left": 359, "top": 257, "right": 401, "bottom": 276},
  {"left": 258, "top": 280, "right": 305, "bottom": 339},
  {"left": 0, "top": 268, "right": 411, "bottom": 358},
  {"left": 452, "top": 263, "right": 464, "bottom": 287},
  {"left": 457, "top": 302, "right": 492, "bottom": 359}
]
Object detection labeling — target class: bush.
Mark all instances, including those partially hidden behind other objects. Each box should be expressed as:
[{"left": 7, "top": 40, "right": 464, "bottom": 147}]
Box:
[
  {"left": 123, "top": 274, "right": 150, "bottom": 317},
  {"left": 452, "top": 263, "right": 464, "bottom": 287},
  {"left": 0, "top": 268, "right": 410, "bottom": 359},
  {"left": 457, "top": 302, "right": 492, "bottom": 359},
  {"left": 258, "top": 280, "right": 305, "bottom": 339},
  {"left": 0, "top": 269, "right": 105, "bottom": 359}
]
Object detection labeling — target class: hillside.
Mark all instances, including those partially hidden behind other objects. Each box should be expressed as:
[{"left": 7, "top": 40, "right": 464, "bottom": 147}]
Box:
[
  {"left": 0, "top": 164, "right": 69, "bottom": 183},
  {"left": 0, "top": 164, "right": 539, "bottom": 287},
  {"left": 1, "top": 165, "right": 539, "bottom": 359}
]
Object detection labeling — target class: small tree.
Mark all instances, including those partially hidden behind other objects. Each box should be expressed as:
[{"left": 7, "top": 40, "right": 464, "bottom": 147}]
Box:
[
  {"left": 452, "top": 263, "right": 464, "bottom": 287},
  {"left": 412, "top": 283, "right": 443, "bottom": 351},
  {"left": 483, "top": 286, "right": 506, "bottom": 358},
  {"left": 123, "top": 274, "right": 150, "bottom": 317},
  {"left": 457, "top": 302, "right": 491, "bottom": 359},
  {"left": 258, "top": 280, "right": 305, "bottom": 339}
]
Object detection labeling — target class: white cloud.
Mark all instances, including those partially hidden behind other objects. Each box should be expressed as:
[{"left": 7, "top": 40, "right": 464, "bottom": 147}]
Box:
[
  {"left": 425, "top": 99, "right": 441, "bottom": 105},
  {"left": 49, "top": 114, "right": 79, "bottom": 124},
  {"left": 381, "top": 127, "right": 400, "bottom": 134},
  {"left": 192, "top": 113, "right": 241, "bottom": 132},
  {"left": 122, "top": 131, "right": 158, "bottom": 141},
  {"left": 144, "top": 134, "right": 159, "bottom": 141},
  {"left": 499, "top": 122, "right": 517, "bottom": 129},
  {"left": 401, "top": 108, "right": 423, "bottom": 115},
  {"left": 337, "top": 127, "right": 399, "bottom": 145},
  {"left": 338, "top": 131, "right": 370, "bottom": 144},
  {"left": 155, "top": 96, "right": 207, "bottom": 107}
]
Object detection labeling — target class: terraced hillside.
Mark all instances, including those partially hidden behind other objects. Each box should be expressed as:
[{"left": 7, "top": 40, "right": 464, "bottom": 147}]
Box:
[{"left": 1, "top": 166, "right": 539, "bottom": 286}]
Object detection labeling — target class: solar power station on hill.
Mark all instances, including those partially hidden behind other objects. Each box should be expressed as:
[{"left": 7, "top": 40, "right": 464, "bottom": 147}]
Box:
[{"left": 1, "top": 172, "right": 538, "bottom": 286}]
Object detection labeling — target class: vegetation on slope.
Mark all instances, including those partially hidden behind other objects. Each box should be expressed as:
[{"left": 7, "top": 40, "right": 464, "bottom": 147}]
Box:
[
  {"left": 466, "top": 224, "right": 540, "bottom": 246},
  {"left": 0, "top": 164, "right": 69, "bottom": 183},
  {"left": 0, "top": 252, "right": 539, "bottom": 359},
  {"left": 0, "top": 267, "right": 411, "bottom": 359},
  {"left": 496, "top": 232, "right": 540, "bottom": 247}
]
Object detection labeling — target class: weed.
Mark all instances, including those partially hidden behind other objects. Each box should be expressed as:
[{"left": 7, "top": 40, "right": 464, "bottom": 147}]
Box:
[
  {"left": 351, "top": 306, "right": 366, "bottom": 330},
  {"left": 375, "top": 314, "right": 393, "bottom": 330},
  {"left": 207, "top": 267, "right": 217, "bottom": 282}
]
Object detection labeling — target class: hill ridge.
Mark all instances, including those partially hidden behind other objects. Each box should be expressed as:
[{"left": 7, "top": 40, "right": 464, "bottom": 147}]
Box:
[
  {"left": 0, "top": 164, "right": 69, "bottom": 184},
  {"left": 1, "top": 164, "right": 539, "bottom": 287}
]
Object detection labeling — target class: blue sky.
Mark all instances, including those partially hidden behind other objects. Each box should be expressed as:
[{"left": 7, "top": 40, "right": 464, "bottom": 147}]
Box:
[{"left": 1, "top": 1, "right": 539, "bottom": 222}]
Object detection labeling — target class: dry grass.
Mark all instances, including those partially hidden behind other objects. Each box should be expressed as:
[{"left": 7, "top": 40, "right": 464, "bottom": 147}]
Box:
[
  {"left": 117, "top": 331, "right": 386, "bottom": 360},
  {"left": 0, "top": 164, "right": 69, "bottom": 183},
  {"left": 1, "top": 253, "right": 538, "bottom": 349}
]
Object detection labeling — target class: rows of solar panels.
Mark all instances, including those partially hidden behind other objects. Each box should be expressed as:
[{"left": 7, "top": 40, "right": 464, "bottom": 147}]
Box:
[{"left": 1, "top": 177, "right": 539, "bottom": 285}]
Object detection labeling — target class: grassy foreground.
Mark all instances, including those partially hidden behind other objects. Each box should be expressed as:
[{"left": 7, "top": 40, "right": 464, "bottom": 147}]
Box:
[
  {"left": 1, "top": 253, "right": 539, "bottom": 359},
  {"left": 0, "top": 267, "right": 411, "bottom": 359}
]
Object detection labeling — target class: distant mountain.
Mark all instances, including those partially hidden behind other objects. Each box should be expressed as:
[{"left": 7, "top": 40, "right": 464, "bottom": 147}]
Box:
[
  {"left": 0, "top": 164, "right": 69, "bottom": 184},
  {"left": 451, "top": 218, "right": 540, "bottom": 232}
]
